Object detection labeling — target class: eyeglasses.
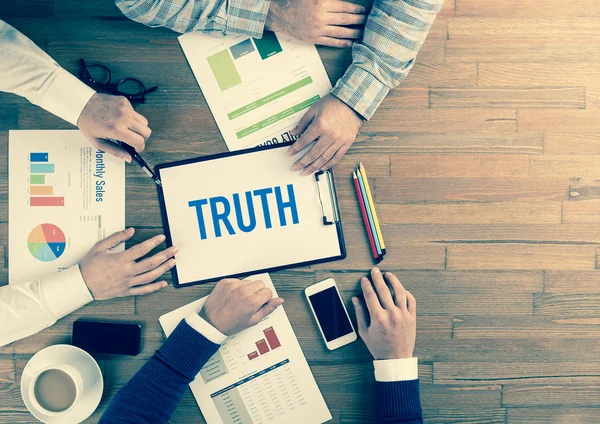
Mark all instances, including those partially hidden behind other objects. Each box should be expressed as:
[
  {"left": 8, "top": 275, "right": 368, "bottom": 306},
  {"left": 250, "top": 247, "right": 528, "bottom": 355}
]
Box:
[{"left": 77, "top": 58, "right": 158, "bottom": 104}]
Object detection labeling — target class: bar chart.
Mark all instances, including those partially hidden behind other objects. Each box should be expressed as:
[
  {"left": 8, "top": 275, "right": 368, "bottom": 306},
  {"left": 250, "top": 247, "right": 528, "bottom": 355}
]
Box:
[
  {"left": 247, "top": 327, "right": 282, "bottom": 360},
  {"left": 29, "top": 152, "right": 64, "bottom": 207}
]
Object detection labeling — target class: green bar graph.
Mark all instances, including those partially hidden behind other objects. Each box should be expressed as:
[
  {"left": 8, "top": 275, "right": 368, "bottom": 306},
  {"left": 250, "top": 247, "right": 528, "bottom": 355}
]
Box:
[
  {"left": 30, "top": 175, "right": 45, "bottom": 184},
  {"left": 228, "top": 77, "right": 313, "bottom": 120},
  {"left": 253, "top": 32, "right": 283, "bottom": 60},
  {"left": 236, "top": 95, "right": 320, "bottom": 139},
  {"left": 207, "top": 50, "right": 242, "bottom": 92}
]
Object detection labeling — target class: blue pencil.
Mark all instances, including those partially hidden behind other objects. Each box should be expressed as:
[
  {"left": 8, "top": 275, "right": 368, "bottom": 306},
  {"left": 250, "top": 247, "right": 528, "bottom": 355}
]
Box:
[{"left": 356, "top": 168, "right": 383, "bottom": 259}]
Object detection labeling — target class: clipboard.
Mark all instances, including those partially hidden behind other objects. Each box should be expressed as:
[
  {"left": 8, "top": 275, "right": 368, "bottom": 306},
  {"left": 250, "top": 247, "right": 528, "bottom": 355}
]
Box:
[{"left": 156, "top": 142, "right": 346, "bottom": 287}]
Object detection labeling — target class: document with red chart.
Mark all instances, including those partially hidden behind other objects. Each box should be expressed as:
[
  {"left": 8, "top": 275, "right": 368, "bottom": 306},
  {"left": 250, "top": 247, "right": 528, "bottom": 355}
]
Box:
[
  {"left": 178, "top": 31, "right": 332, "bottom": 152},
  {"left": 8, "top": 130, "right": 125, "bottom": 284},
  {"left": 159, "top": 273, "right": 332, "bottom": 424}
]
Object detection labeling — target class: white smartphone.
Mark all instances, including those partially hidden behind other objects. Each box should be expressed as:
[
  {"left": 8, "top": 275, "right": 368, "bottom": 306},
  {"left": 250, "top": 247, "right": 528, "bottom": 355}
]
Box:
[{"left": 305, "top": 278, "right": 357, "bottom": 350}]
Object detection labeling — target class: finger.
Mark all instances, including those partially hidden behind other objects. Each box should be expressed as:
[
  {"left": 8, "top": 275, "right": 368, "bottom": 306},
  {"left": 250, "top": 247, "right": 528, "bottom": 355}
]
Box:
[
  {"left": 406, "top": 290, "right": 417, "bottom": 316},
  {"left": 112, "top": 128, "right": 145, "bottom": 153},
  {"left": 371, "top": 267, "right": 395, "bottom": 309},
  {"left": 87, "top": 137, "right": 132, "bottom": 163},
  {"left": 386, "top": 271, "right": 408, "bottom": 312},
  {"left": 361, "top": 276, "right": 382, "bottom": 314},
  {"left": 352, "top": 297, "right": 369, "bottom": 335},
  {"left": 133, "top": 246, "right": 179, "bottom": 274},
  {"left": 328, "top": 13, "right": 368, "bottom": 26},
  {"left": 329, "top": 1, "right": 367, "bottom": 14},
  {"left": 131, "top": 110, "right": 149, "bottom": 126},
  {"left": 292, "top": 137, "right": 333, "bottom": 172},
  {"left": 249, "top": 298, "right": 284, "bottom": 326},
  {"left": 325, "top": 26, "right": 363, "bottom": 40},
  {"left": 244, "top": 279, "right": 266, "bottom": 294},
  {"left": 321, "top": 144, "right": 350, "bottom": 170},
  {"left": 122, "top": 234, "right": 166, "bottom": 262},
  {"left": 314, "top": 37, "right": 354, "bottom": 48},
  {"left": 128, "top": 280, "right": 168, "bottom": 296},
  {"left": 130, "top": 258, "right": 176, "bottom": 287},
  {"left": 252, "top": 287, "right": 275, "bottom": 307},
  {"left": 290, "top": 107, "right": 315, "bottom": 138},
  {"left": 94, "top": 227, "right": 135, "bottom": 251},
  {"left": 300, "top": 143, "right": 338, "bottom": 175},
  {"left": 128, "top": 119, "right": 152, "bottom": 142}
]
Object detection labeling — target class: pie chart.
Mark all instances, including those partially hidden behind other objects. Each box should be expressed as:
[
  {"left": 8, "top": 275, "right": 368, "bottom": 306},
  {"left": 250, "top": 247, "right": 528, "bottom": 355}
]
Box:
[{"left": 28, "top": 224, "right": 66, "bottom": 262}]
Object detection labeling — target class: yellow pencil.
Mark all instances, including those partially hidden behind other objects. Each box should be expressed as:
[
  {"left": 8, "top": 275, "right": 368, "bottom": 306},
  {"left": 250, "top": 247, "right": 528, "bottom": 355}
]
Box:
[{"left": 359, "top": 162, "right": 386, "bottom": 254}]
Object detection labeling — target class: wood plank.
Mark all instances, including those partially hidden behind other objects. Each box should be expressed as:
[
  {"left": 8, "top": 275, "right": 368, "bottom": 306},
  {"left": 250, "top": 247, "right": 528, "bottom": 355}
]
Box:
[
  {"left": 545, "top": 270, "right": 600, "bottom": 294},
  {"left": 478, "top": 63, "right": 600, "bottom": 87},
  {"left": 354, "top": 132, "right": 543, "bottom": 154},
  {"left": 563, "top": 199, "right": 600, "bottom": 223},
  {"left": 401, "top": 63, "right": 477, "bottom": 88},
  {"left": 430, "top": 88, "right": 585, "bottom": 109},
  {"left": 503, "top": 384, "right": 600, "bottom": 407},
  {"left": 447, "top": 244, "right": 598, "bottom": 270},
  {"left": 375, "top": 178, "right": 569, "bottom": 203},
  {"left": 519, "top": 110, "right": 600, "bottom": 132},
  {"left": 508, "top": 408, "right": 600, "bottom": 424},
  {"left": 342, "top": 409, "right": 507, "bottom": 424},
  {"left": 456, "top": 0, "right": 600, "bottom": 18},
  {"left": 453, "top": 316, "right": 600, "bottom": 339},
  {"left": 0, "top": 359, "right": 15, "bottom": 383},
  {"left": 366, "top": 109, "right": 517, "bottom": 132},
  {"left": 391, "top": 155, "right": 529, "bottom": 178},
  {"left": 534, "top": 293, "right": 600, "bottom": 316},
  {"left": 545, "top": 133, "right": 600, "bottom": 155},
  {"left": 530, "top": 156, "right": 600, "bottom": 179},
  {"left": 434, "top": 362, "right": 600, "bottom": 385},
  {"left": 377, "top": 202, "right": 561, "bottom": 225},
  {"left": 0, "top": 0, "right": 53, "bottom": 17},
  {"left": 449, "top": 18, "right": 600, "bottom": 39}
]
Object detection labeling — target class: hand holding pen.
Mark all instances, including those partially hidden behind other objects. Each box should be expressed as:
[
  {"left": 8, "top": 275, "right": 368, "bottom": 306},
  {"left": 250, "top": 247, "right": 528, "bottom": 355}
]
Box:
[{"left": 108, "top": 138, "right": 162, "bottom": 187}]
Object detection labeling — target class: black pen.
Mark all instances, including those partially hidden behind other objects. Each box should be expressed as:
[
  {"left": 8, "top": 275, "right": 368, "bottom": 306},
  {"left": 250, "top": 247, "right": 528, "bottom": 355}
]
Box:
[{"left": 109, "top": 138, "right": 162, "bottom": 187}]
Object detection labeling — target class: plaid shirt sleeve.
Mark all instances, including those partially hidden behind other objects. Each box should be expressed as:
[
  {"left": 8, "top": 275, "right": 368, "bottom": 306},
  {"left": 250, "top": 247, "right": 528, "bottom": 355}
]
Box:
[
  {"left": 115, "top": 0, "right": 270, "bottom": 38},
  {"left": 331, "top": 0, "right": 444, "bottom": 120}
]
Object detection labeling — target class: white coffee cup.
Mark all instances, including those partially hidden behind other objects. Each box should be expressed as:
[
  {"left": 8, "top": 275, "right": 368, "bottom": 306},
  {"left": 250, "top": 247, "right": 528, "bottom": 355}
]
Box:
[{"left": 28, "top": 363, "right": 84, "bottom": 417}]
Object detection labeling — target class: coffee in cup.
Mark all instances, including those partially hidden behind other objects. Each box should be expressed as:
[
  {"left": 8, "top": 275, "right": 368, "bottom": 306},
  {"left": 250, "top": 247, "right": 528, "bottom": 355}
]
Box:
[{"left": 30, "top": 364, "right": 83, "bottom": 416}]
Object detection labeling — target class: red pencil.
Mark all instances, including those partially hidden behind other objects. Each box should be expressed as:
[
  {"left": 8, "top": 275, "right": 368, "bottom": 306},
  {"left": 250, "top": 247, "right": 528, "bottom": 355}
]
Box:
[{"left": 353, "top": 171, "right": 378, "bottom": 260}]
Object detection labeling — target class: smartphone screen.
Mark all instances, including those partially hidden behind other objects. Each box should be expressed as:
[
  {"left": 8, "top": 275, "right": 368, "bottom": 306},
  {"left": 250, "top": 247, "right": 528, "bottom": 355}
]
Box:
[
  {"left": 308, "top": 287, "right": 354, "bottom": 342},
  {"left": 72, "top": 320, "right": 142, "bottom": 356}
]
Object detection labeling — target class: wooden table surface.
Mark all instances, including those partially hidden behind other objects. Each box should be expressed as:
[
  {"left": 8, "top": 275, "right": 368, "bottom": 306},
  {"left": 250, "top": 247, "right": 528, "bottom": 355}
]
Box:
[{"left": 2, "top": 0, "right": 600, "bottom": 423}]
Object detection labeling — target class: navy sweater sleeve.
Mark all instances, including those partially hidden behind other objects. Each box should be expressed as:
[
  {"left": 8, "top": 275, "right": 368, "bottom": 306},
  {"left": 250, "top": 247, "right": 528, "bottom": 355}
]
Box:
[
  {"left": 99, "top": 320, "right": 220, "bottom": 424},
  {"left": 375, "top": 379, "right": 423, "bottom": 423}
]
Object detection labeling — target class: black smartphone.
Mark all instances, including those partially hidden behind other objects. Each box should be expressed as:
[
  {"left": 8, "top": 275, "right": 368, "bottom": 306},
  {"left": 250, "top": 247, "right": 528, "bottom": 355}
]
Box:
[{"left": 72, "top": 320, "right": 142, "bottom": 356}]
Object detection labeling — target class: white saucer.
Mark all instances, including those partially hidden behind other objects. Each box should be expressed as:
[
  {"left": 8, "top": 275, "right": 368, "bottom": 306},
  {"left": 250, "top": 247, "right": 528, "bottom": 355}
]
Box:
[{"left": 21, "top": 345, "right": 103, "bottom": 424}]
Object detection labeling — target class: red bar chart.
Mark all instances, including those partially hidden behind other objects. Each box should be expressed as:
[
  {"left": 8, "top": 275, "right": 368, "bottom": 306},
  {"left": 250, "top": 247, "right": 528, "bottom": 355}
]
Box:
[
  {"left": 246, "top": 327, "right": 282, "bottom": 360},
  {"left": 264, "top": 326, "right": 281, "bottom": 349},
  {"left": 247, "top": 351, "right": 259, "bottom": 361},
  {"left": 256, "top": 339, "right": 270, "bottom": 355}
]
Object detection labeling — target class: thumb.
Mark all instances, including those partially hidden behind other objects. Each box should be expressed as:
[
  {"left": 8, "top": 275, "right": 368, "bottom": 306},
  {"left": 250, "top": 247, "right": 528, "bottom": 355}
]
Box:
[
  {"left": 290, "top": 107, "right": 315, "bottom": 138},
  {"left": 250, "top": 298, "right": 284, "bottom": 325},
  {"left": 353, "top": 297, "right": 368, "bottom": 335},
  {"left": 93, "top": 138, "right": 132, "bottom": 163},
  {"left": 95, "top": 227, "right": 135, "bottom": 251}
]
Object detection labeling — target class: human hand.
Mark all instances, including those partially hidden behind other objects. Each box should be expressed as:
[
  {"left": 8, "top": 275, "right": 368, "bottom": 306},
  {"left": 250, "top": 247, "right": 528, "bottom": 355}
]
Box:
[
  {"left": 77, "top": 93, "right": 151, "bottom": 161},
  {"left": 79, "top": 228, "right": 177, "bottom": 300},
  {"left": 265, "top": 0, "right": 366, "bottom": 48},
  {"left": 288, "top": 94, "right": 362, "bottom": 174},
  {"left": 352, "top": 268, "right": 417, "bottom": 360},
  {"left": 200, "top": 279, "right": 284, "bottom": 335}
]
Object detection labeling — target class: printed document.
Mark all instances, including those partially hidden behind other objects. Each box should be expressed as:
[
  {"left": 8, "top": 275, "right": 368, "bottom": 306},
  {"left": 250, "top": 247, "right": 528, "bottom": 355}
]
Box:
[
  {"left": 9, "top": 130, "right": 125, "bottom": 284},
  {"left": 179, "top": 31, "right": 332, "bottom": 151},
  {"left": 159, "top": 273, "right": 332, "bottom": 424}
]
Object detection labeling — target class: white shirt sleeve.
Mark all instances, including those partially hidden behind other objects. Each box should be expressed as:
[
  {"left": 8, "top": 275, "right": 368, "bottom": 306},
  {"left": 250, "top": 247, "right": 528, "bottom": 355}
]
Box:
[
  {"left": 185, "top": 311, "right": 228, "bottom": 345},
  {"left": 0, "top": 265, "right": 93, "bottom": 347},
  {"left": 0, "top": 19, "right": 95, "bottom": 126},
  {"left": 374, "top": 357, "right": 419, "bottom": 382}
]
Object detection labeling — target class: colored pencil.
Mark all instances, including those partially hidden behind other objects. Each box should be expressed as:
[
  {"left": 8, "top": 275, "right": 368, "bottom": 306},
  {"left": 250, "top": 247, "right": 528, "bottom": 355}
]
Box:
[
  {"left": 353, "top": 171, "right": 379, "bottom": 260},
  {"left": 359, "top": 162, "right": 386, "bottom": 254},
  {"left": 356, "top": 167, "right": 383, "bottom": 258}
]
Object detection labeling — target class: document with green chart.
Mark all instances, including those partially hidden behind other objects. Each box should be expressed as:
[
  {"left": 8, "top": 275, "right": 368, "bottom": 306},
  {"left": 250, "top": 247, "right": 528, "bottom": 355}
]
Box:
[{"left": 179, "top": 31, "right": 332, "bottom": 151}]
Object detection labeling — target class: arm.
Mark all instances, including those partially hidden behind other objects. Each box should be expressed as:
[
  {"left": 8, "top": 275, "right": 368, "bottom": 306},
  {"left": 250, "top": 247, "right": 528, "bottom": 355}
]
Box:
[
  {"left": 0, "top": 19, "right": 151, "bottom": 159},
  {"left": 288, "top": 0, "right": 444, "bottom": 173},
  {"left": 100, "top": 278, "right": 284, "bottom": 424},
  {"left": 353, "top": 268, "right": 422, "bottom": 423},
  {"left": 0, "top": 229, "right": 176, "bottom": 348},
  {"left": 115, "top": 0, "right": 366, "bottom": 46}
]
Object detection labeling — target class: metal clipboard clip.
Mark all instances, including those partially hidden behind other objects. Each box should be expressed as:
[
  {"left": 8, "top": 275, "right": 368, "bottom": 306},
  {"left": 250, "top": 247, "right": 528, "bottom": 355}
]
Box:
[{"left": 314, "top": 170, "right": 340, "bottom": 226}]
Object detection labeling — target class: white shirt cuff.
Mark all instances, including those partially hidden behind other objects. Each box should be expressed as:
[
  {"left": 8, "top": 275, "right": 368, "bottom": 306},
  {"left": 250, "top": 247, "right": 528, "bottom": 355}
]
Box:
[
  {"left": 374, "top": 357, "right": 419, "bottom": 382},
  {"left": 37, "top": 68, "right": 96, "bottom": 127},
  {"left": 185, "top": 311, "right": 227, "bottom": 345},
  {"left": 40, "top": 265, "right": 93, "bottom": 319}
]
